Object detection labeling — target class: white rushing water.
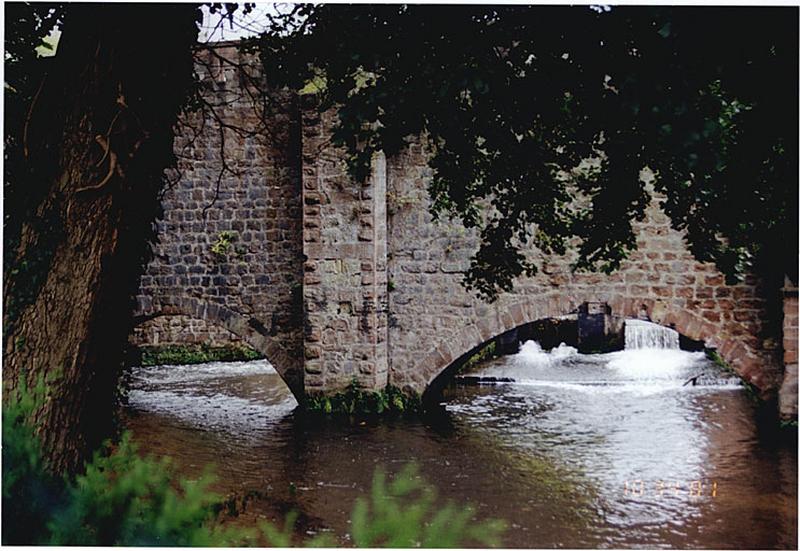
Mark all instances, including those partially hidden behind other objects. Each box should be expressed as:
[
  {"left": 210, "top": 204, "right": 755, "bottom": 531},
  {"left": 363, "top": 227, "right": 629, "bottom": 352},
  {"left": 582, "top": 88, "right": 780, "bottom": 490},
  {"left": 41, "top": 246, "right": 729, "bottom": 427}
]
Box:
[
  {"left": 475, "top": 338, "right": 740, "bottom": 392},
  {"left": 624, "top": 319, "right": 680, "bottom": 350}
]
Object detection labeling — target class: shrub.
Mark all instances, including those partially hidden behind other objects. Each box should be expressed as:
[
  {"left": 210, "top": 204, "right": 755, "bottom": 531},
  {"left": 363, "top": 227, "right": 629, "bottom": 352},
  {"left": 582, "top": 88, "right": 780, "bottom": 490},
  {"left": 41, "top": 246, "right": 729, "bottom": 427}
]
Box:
[
  {"left": 256, "top": 464, "right": 505, "bottom": 548},
  {"left": 350, "top": 464, "right": 505, "bottom": 548},
  {"left": 131, "top": 343, "right": 263, "bottom": 367},
  {"left": 1, "top": 379, "right": 251, "bottom": 546}
]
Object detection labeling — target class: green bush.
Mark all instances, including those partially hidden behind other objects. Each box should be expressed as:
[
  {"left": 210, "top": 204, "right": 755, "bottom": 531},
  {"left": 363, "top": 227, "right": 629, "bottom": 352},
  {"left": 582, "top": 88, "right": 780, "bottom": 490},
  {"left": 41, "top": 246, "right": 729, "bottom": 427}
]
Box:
[
  {"left": 349, "top": 464, "right": 505, "bottom": 547},
  {"left": 256, "top": 464, "right": 505, "bottom": 548},
  {"left": 2, "top": 376, "right": 64, "bottom": 544},
  {"left": 460, "top": 340, "right": 498, "bottom": 373},
  {"left": 1, "top": 379, "right": 252, "bottom": 546}
]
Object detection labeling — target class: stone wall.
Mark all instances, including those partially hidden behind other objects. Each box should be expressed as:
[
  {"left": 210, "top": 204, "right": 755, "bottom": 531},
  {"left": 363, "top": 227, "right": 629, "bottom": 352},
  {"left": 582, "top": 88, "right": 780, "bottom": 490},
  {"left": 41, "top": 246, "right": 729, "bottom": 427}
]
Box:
[
  {"left": 381, "top": 138, "right": 784, "bottom": 397},
  {"left": 780, "top": 283, "right": 798, "bottom": 419},
  {"left": 300, "top": 101, "right": 389, "bottom": 393},
  {"left": 134, "top": 41, "right": 789, "bottom": 407},
  {"left": 132, "top": 43, "right": 305, "bottom": 396},
  {"left": 130, "top": 315, "right": 242, "bottom": 347}
]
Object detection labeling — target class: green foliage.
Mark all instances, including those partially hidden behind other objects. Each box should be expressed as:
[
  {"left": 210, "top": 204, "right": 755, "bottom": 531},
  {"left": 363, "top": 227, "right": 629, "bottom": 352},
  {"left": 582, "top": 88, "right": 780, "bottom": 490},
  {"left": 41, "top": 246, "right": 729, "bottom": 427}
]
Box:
[
  {"left": 133, "top": 343, "right": 262, "bottom": 367},
  {"left": 2, "top": 376, "right": 64, "bottom": 544},
  {"left": 210, "top": 230, "right": 242, "bottom": 260},
  {"left": 255, "top": 464, "right": 504, "bottom": 547},
  {"left": 1, "top": 380, "right": 252, "bottom": 546},
  {"left": 460, "top": 340, "right": 498, "bottom": 373},
  {"left": 305, "top": 380, "right": 421, "bottom": 416},
  {"left": 45, "top": 434, "right": 251, "bottom": 546},
  {"left": 779, "top": 419, "right": 798, "bottom": 430},
  {"left": 4, "top": 379, "right": 504, "bottom": 547},
  {"left": 259, "top": 5, "right": 798, "bottom": 299},
  {"left": 349, "top": 464, "right": 505, "bottom": 547}
]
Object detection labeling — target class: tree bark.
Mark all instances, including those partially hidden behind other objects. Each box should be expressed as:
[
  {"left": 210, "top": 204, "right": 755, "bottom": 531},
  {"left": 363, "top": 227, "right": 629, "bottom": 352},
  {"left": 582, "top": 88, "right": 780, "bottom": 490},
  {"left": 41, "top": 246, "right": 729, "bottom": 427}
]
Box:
[{"left": 3, "top": 4, "right": 199, "bottom": 474}]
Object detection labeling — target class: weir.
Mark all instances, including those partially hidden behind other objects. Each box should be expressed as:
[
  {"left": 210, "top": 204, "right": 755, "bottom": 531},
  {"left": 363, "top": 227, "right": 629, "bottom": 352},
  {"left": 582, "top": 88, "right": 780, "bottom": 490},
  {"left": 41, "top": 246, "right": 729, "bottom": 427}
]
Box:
[{"left": 624, "top": 319, "right": 680, "bottom": 350}]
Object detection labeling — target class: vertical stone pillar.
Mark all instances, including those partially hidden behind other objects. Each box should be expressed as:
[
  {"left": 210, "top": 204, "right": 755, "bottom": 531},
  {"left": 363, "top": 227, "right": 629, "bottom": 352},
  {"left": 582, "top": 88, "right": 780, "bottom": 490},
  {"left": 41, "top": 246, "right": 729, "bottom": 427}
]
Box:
[
  {"left": 779, "top": 279, "right": 798, "bottom": 420},
  {"left": 301, "top": 98, "right": 388, "bottom": 394}
]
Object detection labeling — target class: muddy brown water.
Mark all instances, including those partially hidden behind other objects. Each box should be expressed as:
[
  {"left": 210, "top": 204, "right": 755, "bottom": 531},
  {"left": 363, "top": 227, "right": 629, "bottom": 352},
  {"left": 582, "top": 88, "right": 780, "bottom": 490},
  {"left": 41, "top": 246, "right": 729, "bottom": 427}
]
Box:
[{"left": 123, "top": 344, "right": 797, "bottom": 548}]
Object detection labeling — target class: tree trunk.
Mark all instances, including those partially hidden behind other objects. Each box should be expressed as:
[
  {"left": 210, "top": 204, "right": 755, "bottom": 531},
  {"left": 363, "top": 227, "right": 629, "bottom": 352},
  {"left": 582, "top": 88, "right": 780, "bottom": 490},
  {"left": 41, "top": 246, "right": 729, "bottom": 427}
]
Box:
[{"left": 3, "top": 4, "right": 199, "bottom": 474}]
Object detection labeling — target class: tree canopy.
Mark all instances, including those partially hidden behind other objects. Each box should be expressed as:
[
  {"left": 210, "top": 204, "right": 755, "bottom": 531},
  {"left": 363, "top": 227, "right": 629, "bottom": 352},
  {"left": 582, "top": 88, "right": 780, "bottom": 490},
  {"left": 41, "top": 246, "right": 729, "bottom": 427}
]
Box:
[{"left": 257, "top": 4, "right": 798, "bottom": 299}]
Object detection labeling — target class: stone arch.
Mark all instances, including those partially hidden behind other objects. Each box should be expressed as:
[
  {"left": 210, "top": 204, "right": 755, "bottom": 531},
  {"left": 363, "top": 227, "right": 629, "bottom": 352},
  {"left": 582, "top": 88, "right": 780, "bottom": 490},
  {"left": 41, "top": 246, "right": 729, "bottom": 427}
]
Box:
[
  {"left": 410, "top": 293, "right": 775, "bottom": 400},
  {"left": 133, "top": 295, "right": 303, "bottom": 399}
]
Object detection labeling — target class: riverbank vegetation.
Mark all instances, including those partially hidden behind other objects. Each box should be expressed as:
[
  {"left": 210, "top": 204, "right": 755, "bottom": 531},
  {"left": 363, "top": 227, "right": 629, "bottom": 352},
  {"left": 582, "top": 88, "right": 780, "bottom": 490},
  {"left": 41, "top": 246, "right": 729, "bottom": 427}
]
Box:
[
  {"left": 128, "top": 343, "right": 262, "bottom": 367},
  {"left": 305, "top": 380, "right": 421, "bottom": 416}
]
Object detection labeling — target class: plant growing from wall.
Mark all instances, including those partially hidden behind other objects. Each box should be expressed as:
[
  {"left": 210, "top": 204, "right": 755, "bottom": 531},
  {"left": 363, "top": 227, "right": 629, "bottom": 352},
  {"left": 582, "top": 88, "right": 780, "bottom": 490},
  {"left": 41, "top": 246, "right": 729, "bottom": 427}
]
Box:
[
  {"left": 306, "top": 379, "right": 421, "bottom": 415},
  {"left": 209, "top": 230, "right": 245, "bottom": 261}
]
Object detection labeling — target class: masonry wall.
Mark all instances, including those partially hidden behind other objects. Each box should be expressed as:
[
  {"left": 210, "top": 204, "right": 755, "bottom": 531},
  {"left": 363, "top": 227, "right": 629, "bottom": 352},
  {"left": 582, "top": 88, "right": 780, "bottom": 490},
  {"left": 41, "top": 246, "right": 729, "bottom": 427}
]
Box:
[
  {"left": 383, "top": 139, "right": 785, "bottom": 396},
  {"left": 132, "top": 44, "right": 304, "bottom": 395},
  {"left": 130, "top": 315, "right": 242, "bottom": 347},
  {"left": 780, "top": 284, "right": 798, "bottom": 419},
  {"left": 300, "top": 101, "right": 389, "bottom": 393},
  {"left": 134, "top": 42, "right": 788, "bottom": 404}
]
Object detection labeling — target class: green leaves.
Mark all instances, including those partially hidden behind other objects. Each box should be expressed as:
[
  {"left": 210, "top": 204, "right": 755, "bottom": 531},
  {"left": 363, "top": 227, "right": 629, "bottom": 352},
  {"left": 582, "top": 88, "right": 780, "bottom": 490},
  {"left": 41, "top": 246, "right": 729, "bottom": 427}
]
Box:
[
  {"left": 350, "top": 464, "right": 506, "bottom": 548},
  {"left": 2, "top": 381, "right": 252, "bottom": 546},
  {"left": 4, "top": 380, "right": 504, "bottom": 547},
  {"left": 258, "top": 5, "right": 798, "bottom": 296},
  {"left": 45, "top": 434, "right": 253, "bottom": 546},
  {"left": 305, "top": 380, "right": 420, "bottom": 416}
]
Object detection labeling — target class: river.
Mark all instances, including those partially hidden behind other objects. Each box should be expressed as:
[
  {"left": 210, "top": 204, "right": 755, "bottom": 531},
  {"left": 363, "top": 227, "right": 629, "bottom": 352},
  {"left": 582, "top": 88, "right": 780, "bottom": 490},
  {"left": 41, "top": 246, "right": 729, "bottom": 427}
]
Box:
[{"left": 123, "top": 340, "right": 797, "bottom": 548}]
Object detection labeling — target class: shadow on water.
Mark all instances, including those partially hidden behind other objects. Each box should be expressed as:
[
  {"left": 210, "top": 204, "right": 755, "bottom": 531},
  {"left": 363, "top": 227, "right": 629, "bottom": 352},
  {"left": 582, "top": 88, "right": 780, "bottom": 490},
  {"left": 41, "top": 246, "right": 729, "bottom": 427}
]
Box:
[{"left": 123, "top": 350, "right": 797, "bottom": 549}]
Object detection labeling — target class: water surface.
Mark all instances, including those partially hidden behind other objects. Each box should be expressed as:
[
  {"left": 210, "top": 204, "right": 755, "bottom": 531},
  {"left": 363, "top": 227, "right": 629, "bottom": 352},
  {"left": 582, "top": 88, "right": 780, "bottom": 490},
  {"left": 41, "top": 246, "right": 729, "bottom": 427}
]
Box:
[{"left": 124, "top": 345, "right": 797, "bottom": 548}]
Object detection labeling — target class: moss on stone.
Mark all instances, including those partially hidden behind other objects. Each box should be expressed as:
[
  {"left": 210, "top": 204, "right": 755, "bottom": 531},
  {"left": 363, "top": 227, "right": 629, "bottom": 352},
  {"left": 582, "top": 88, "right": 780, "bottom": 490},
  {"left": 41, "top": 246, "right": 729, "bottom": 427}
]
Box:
[
  {"left": 705, "top": 348, "right": 761, "bottom": 402},
  {"left": 459, "top": 340, "right": 498, "bottom": 374},
  {"left": 305, "top": 380, "right": 421, "bottom": 416}
]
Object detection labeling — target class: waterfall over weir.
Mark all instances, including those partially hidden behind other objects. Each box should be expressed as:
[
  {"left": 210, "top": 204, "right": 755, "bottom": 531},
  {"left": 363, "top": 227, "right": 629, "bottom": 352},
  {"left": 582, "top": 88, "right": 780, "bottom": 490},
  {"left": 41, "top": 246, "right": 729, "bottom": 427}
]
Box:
[{"left": 624, "top": 319, "right": 680, "bottom": 350}]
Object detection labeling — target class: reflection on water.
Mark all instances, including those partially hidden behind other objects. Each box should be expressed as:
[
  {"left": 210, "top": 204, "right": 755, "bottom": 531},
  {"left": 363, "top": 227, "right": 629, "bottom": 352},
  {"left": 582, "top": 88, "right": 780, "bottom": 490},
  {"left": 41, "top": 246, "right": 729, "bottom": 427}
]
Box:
[{"left": 124, "top": 345, "right": 797, "bottom": 549}]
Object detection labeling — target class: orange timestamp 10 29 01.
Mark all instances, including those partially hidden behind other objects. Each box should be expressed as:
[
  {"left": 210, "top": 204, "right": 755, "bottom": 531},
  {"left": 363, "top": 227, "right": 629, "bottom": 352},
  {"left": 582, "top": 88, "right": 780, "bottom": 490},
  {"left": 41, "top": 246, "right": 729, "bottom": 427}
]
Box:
[{"left": 623, "top": 480, "right": 718, "bottom": 498}]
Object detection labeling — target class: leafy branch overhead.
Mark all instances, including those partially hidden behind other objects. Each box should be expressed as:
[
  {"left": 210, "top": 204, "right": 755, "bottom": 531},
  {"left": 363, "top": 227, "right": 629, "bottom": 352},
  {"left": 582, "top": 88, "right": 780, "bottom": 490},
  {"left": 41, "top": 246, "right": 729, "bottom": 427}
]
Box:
[{"left": 257, "top": 4, "right": 797, "bottom": 300}]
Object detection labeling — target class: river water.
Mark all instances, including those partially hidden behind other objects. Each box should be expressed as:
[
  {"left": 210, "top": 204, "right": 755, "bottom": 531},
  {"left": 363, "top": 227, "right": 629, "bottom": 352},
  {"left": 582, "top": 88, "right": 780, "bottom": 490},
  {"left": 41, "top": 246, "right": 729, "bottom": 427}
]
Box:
[{"left": 123, "top": 342, "right": 797, "bottom": 548}]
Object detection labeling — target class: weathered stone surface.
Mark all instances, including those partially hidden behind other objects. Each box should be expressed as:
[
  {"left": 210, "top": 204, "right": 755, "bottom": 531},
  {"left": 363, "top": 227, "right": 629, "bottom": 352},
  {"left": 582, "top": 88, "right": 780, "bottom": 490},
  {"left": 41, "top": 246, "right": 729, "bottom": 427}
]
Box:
[
  {"left": 133, "top": 42, "right": 789, "bottom": 410},
  {"left": 132, "top": 44, "right": 303, "bottom": 397},
  {"left": 780, "top": 283, "right": 798, "bottom": 419}
]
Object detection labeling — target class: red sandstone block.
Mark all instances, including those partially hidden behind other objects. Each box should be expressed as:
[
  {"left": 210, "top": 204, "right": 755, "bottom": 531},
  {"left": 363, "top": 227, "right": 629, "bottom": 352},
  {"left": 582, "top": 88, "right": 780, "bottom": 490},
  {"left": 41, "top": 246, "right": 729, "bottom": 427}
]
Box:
[
  {"left": 651, "top": 286, "right": 672, "bottom": 298},
  {"left": 510, "top": 304, "right": 525, "bottom": 326},
  {"left": 704, "top": 275, "right": 724, "bottom": 286},
  {"left": 695, "top": 287, "right": 714, "bottom": 299},
  {"left": 675, "top": 287, "right": 694, "bottom": 299},
  {"left": 699, "top": 320, "right": 718, "bottom": 338},
  {"left": 786, "top": 349, "right": 798, "bottom": 364},
  {"left": 702, "top": 310, "right": 721, "bottom": 323},
  {"left": 734, "top": 310, "right": 757, "bottom": 323}
]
